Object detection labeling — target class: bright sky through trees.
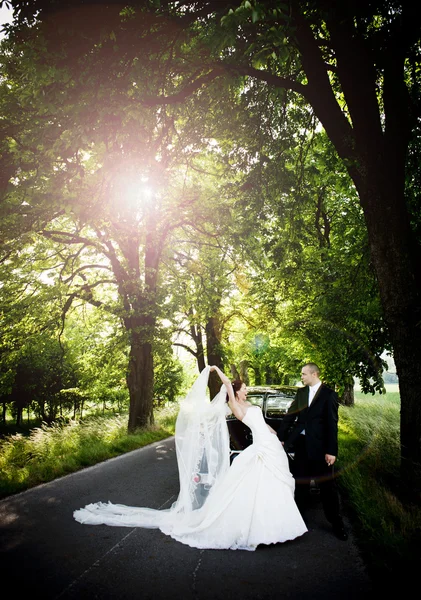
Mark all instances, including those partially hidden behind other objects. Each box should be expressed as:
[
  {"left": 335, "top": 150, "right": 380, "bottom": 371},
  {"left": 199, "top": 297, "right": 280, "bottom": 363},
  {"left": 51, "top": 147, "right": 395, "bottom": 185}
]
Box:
[{"left": 0, "top": 4, "right": 13, "bottom": 36}]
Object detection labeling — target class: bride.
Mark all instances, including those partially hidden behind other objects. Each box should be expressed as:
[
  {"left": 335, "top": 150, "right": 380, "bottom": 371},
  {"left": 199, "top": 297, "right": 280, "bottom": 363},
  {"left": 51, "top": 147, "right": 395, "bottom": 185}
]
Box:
[{"left": 73, "top": 365, "right": 307, "bottom": 551}]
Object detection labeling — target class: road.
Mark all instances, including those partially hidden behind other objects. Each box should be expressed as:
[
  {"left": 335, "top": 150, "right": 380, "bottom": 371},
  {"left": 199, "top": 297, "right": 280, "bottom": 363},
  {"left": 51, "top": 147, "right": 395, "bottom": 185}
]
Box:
[{"left": 0, "top": 437, "right": 373, "bottom": 599}]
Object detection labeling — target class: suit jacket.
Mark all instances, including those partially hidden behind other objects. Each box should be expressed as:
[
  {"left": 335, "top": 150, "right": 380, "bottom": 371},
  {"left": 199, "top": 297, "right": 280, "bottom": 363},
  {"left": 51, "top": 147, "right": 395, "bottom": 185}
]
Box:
[{"left": 277, "top": 384, "right": 339, "bottom": 461}]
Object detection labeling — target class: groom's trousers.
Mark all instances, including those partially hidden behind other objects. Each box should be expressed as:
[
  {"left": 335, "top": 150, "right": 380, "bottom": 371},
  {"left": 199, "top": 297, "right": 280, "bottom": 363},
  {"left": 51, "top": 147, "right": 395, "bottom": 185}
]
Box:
[{"left": 291, "top": 435, "right": 341, "bottom": 524}]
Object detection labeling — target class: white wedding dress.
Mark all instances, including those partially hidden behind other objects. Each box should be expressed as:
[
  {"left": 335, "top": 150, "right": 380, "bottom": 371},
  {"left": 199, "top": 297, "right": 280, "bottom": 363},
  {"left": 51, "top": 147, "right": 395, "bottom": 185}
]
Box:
[{"left": 74, "top": 368, "right": 307, "bottom": 551}]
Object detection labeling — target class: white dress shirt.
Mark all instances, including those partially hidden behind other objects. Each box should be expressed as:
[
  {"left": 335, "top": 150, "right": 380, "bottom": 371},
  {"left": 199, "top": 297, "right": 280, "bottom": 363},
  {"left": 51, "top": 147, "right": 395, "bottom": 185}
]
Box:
[
  {"left": 301, "top": 381, "right": 322, "bottom": 435},
  {"left": 308, "top": 381, "right": 322, "bottom": 406}
]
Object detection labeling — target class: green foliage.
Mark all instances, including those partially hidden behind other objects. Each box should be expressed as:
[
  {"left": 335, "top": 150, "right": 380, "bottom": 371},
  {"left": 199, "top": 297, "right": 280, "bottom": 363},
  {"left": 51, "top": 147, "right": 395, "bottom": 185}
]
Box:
[
  {"left": 0, "top": 6, "right": 248, "bottom": 427},
  {"left": 228, "top": 126, "right": 389, "bottom": 392},
  {"left": 0, "top": 2, "right": 417, "bottom": 435},
  {"left": 62, "top": 307, "right": 129, "bottom": 412},
  {"left": 153, "top": 339, "right": 184, "bottom": 405},
  {"left": 2, "top": 333, "right": 78, "bottom": 423}
]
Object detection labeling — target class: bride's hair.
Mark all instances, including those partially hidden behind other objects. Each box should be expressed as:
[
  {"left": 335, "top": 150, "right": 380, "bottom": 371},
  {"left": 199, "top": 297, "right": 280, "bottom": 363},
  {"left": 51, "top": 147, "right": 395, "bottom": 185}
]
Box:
[{"left": 226, "top": 379, "right": 243, "bottom": 402}]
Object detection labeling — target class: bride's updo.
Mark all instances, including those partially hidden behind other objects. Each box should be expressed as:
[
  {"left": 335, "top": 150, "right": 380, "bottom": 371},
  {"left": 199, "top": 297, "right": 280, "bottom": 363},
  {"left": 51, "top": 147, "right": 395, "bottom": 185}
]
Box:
[{"left": 226, "top": 379, "right": 243, "bottom": 402}]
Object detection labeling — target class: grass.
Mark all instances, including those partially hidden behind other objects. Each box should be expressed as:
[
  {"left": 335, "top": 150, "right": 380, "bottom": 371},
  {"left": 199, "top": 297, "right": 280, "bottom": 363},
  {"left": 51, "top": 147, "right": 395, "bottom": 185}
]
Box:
[
  {"left": 337, "top": 391, "right": 421, "bottom": 592},
  {"left": 1, "top": 390, "right": 420, "bottom": 591},
  {"left": 0, "top": 404, "right": 178, "bottom": 499}
]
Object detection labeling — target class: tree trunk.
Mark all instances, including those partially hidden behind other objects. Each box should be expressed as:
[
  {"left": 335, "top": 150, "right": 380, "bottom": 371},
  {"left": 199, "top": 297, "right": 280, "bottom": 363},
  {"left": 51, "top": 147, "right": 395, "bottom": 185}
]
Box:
[
  {"left": 125, "top": 200, "right": 160, "bottom": 432},
  {"left": 254, "top": 368, "right": 262, "bottom": 385},
  {"left": 191, "top": 324, "right": 206, "bottom": 373},
  {"left": 240, "top": 360, "right": 249, "bottom": 385},
  {"left": 265, "top": 366, "right": 278, "bottom": 385},
  {"left": 205, "top": 316, "right": 224, "bottom": 399},
  {"left": 358, "top": 174, "right": 421, "bottom": 499},
  {"left": 15, "top": 405, "right": 22, "bottom": 427},
  {"left": 230, "top": 364, "right": 240, "bottom": 379},
  {"left": 340, "top": 383, "right": 354, "bottom": 407},
  {"left": 127, "top": 328, "right": 154, "bottom": 431}
]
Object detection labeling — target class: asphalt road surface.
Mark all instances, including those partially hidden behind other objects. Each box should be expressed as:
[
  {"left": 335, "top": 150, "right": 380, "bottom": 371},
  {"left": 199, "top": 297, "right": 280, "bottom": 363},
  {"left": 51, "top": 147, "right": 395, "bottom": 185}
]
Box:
[{"left": 0, "top": 437, "right": 374, "bottom": 599}]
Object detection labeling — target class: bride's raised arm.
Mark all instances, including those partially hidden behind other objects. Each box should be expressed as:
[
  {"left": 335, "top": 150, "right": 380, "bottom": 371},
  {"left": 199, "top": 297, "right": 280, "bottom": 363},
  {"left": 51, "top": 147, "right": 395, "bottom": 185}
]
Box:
[
  {"left": 209, "top": 365, "right": 247, "bottom": 421},
  {"left": 209, "top": 365, "right": 234, "bottom": 399}
]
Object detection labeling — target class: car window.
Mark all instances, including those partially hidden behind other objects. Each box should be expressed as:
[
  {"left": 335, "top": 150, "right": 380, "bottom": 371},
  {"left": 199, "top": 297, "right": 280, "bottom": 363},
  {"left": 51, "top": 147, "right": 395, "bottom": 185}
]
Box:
[
  {"left": 264, "top": 394, "right": 294, "bottom": 419},
  {"left": 246, "top": 394, "right": 264, "bottom": 408}
]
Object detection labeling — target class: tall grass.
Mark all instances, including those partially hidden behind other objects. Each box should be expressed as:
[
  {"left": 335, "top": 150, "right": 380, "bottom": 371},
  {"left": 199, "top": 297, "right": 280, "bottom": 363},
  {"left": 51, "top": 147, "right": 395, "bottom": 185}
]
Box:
[
  {"left": 338, "top": 391, "right": 421, "bottom": 590},
  {"left": 0, "top": 404, "right": 178, "bottom": 499}
]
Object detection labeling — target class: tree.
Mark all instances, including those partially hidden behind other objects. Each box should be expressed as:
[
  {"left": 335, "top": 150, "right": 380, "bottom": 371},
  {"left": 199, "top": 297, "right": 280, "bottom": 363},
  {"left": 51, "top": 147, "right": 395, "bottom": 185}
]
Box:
[
  {"left": 4, "top": 0, "right": 421, "bottom": 495},
  {"left": 0, "top": 8, "right": 230, "bottom": 430},
  {"left": 134, "top": 0, "right": 421, "bottom": 496},
  {"left": 245, "top": 129, "right": 389, "bottom": 403},
  {"left": 62, "top": 307, "right": 129, "bottom": 415},
  {"left": 0, "top": 234, "right": 71, "bottom": 423},
  {"left": 194, "top": 77, "right": 389, "bottom": 402},
  {"left": 167, "top": 234, "right": 238, "bottom": 398},
  {"left": 223, "top": 0, "right": 421, "bottom": 497},
  {"left": 5, "top": 332, "right": 78, "bottom": 425}
]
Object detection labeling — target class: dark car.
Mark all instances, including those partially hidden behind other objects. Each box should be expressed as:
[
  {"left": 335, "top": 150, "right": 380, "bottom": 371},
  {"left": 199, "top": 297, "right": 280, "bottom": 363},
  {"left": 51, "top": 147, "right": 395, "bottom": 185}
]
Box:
[{"left": 226, "top": 385, "right": 298, "bottom": 463}]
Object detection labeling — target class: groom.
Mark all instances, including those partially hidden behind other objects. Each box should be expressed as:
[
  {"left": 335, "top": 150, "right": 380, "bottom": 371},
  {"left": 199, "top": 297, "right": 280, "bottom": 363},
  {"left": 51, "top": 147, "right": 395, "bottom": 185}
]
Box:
[{"left": 277, "top": 363, "right": 348, "bottom": 541}]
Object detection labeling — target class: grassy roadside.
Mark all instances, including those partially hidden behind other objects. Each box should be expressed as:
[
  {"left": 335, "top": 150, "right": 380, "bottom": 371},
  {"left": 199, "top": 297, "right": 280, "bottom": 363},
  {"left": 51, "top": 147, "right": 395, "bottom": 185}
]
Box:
[
  {"left": 0, "top": 404, "right": 178, "bottom": 499},
  {"left": 337, "top": 391, "right": 421, "bottom": 592}
]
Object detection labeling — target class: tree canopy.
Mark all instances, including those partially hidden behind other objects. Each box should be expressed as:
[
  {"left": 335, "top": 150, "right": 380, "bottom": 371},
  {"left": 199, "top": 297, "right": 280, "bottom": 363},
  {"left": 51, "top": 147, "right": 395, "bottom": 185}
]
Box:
[{"left": 1, "top": 0, "right": 420, "bottom": 497}]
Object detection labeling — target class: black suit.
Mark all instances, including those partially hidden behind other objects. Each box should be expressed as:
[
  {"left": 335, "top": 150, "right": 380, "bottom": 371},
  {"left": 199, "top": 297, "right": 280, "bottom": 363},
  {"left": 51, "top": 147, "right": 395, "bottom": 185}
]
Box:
[{"left": 277, "top": 384, "right": 342, "bottom": 525}]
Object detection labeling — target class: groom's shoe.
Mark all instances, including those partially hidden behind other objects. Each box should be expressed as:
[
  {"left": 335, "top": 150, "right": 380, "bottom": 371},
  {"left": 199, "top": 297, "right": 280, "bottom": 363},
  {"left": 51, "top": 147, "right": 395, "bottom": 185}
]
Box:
[{"left": 332, "top": 519, "right": 348, "bottom": 541}]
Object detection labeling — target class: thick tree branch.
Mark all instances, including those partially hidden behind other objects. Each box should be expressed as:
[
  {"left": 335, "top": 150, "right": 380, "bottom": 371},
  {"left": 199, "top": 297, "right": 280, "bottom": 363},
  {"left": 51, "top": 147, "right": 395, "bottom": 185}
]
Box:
[
  {"left": 42, "top": 229, "right": 105, "bottom": 251},
  {"left": 324, "top": 9, "right": 383, "bottom": 146},
  {"left": 226, "top": 64, "right": 308, "bottom": 97},
  {"left": 172, "top": 342, "right": 198, "bottom": 357},
  {"left": 62, "top": 264, "right": 114, "bottom": 284},
  {"left": 142, "top": 68, "right": 226, "bottom": 106},
  {"left": 289, "top": 5, "right": 361, "bottom": 185}
]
